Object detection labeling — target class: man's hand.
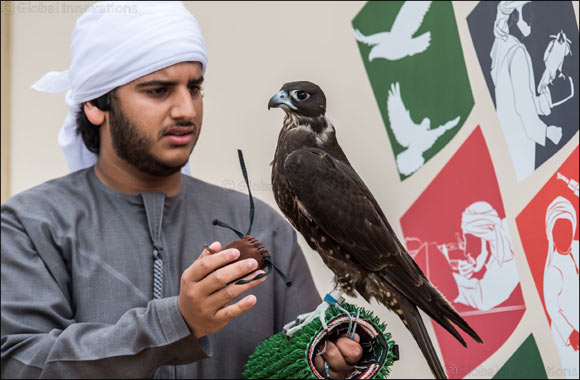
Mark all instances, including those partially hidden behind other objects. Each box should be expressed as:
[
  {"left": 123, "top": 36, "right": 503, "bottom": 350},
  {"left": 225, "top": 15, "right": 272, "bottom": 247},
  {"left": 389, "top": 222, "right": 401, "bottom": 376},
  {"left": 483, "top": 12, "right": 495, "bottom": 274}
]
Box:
[
  {"left": 177, "top": 241, "right": 267, "bottom": 339},
  {"left": 314, "top": 333, "right": 363, "bottom": 378}
]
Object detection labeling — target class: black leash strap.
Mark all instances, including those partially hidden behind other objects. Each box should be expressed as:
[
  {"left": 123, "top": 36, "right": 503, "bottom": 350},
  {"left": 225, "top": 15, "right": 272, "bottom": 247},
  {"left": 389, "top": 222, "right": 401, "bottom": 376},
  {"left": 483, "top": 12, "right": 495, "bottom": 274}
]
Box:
[
  {"left": 212, "top": 150, "right": 292, "bottom": 287},
  {"left": 238, "top": 149, "right": 255, "bottom": 236}
]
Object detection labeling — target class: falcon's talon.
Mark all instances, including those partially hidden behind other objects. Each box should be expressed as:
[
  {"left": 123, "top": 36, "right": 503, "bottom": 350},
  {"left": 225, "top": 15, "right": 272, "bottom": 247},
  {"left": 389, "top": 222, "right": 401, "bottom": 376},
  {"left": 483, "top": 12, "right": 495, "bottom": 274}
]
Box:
[{"left": 283, "top": 290, "right": 344, "bottom": 338}]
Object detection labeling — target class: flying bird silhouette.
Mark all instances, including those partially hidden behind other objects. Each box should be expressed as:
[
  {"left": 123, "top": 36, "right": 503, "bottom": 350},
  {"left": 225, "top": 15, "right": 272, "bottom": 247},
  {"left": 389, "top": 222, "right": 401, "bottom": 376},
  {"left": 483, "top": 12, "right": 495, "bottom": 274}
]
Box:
[
  {"left": 354, "top": 1, "right": 432, "bottom": 61},
  {"left": 268, "top": 81, "right": 482, "bottom": 379},
  {"left": 387, "top": 82, "right": 460, "bottom": 176}
]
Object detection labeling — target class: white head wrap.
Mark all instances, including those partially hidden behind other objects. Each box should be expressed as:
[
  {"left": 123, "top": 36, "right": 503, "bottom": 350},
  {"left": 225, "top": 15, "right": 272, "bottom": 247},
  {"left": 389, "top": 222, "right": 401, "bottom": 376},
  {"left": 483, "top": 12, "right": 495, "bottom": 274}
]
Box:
[
  {"left": 490, "top": 1, "right": 530, "bottom": 85},
  {"left": 493, "top": 1, "right": 530, "bottom": 40},
  {"left": 545, "top": 196, "right": 577, "bottom": 268},
  {"left": 31, "top": 1, "right": 208, "bottom": 175},
  {"left": 461, "top": 201, "right": 514, "bottom": 267}
]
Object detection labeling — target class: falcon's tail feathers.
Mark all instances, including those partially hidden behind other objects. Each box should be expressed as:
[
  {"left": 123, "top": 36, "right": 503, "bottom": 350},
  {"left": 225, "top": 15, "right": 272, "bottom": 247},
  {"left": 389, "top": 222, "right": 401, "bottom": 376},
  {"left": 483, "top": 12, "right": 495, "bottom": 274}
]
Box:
[
  {"left": 425, "top": 285, "right": 483, "bottom": 346},
  {"left": 396, "top": 294, "right": 448, "bottom": 379},
  {"left": 378, "top": 270, "right": 483, "bottom": 347}
]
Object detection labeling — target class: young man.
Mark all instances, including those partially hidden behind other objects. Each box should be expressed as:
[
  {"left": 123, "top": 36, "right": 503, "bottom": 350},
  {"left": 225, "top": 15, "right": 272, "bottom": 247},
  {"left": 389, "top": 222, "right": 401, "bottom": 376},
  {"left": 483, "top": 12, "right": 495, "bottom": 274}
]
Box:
[{"left": 1, "top": 2, "right": 361, "bottom": 378}]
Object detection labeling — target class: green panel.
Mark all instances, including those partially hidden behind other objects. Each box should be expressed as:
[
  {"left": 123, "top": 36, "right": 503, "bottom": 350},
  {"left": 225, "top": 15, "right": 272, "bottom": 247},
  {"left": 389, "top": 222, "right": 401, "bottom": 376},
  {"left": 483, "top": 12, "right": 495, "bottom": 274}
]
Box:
[
  {"left": 352, "top": 1, "right": 474, "bottom": 180},
  {"left": 493, "top": 334, "right": 547, "bottom": 379}
]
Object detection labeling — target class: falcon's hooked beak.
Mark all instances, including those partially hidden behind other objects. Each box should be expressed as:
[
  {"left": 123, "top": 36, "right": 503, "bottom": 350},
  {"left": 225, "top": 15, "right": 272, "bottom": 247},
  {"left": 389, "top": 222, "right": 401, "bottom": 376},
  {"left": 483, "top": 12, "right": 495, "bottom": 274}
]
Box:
[{"left": 268, "top": 90, "right": 297, "bottom": 111}]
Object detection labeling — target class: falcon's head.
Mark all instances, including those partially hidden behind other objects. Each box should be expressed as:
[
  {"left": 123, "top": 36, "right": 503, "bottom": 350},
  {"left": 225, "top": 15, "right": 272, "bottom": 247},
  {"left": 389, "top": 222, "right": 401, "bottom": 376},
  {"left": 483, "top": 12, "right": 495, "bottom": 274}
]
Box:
[{"left": 268, "top": 81, "right": 326, "bottom": 117}]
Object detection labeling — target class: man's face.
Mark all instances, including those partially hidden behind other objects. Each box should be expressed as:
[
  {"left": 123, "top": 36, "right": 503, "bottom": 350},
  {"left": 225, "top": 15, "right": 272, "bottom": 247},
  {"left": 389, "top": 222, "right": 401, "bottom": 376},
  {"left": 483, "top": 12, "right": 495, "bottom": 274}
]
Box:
[{"left": 108, "top": 61, "right": 204, "bottom": 176}]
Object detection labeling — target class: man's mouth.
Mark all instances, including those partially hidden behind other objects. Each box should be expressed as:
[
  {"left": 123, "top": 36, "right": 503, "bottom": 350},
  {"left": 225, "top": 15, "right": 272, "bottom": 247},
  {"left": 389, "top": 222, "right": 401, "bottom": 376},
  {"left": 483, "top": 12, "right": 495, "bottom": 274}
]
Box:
[
  {"left": 163, "top": 126, "right": 195, "bottom": 145},
  {"left": 165, "top": 126, "right": 194, "bottom": 136}
]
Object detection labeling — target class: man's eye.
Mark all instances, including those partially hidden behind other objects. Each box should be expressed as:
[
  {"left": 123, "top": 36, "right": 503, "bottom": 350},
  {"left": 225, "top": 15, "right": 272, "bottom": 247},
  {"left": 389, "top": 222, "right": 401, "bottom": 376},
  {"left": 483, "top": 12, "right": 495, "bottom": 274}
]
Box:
[
  {"left": 189, "top": 85, "right": 203, "bottom": 97},
  {"left": 147, "top": 87, "right": 168, "bottom": 96}
]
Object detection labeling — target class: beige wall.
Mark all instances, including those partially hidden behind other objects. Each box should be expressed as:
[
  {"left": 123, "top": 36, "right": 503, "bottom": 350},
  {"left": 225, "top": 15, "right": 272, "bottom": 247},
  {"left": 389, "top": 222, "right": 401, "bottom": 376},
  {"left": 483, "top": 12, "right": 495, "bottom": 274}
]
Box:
[
  {"left": 2, "top": 1, "right": 579, "bottom": 378},
  {"left": 1, "top": 8, "right": 11, "bottom": 204}
]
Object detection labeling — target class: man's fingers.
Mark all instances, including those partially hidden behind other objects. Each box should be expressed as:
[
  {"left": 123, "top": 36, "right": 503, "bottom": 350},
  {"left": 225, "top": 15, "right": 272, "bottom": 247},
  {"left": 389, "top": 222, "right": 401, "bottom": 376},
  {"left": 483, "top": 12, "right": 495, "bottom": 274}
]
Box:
[
  {"left": 336, "top": 334, "right": 363, "bottom": 365},
  {"left": 341, "top": 332, "right": 361, "bottom": 343},
  {"left": 183, "top": 241, "right": 222, "bottom": 281},
  {"left": 314, "top": 334, "right": 362, "bottom": 378},
  {"left": 321, "top": 341, "right": 352, "bottom": 373},
  {"left": 208, "top": 270, "right": 266, "bottom": 309},
  {"left": 201, "top": 258, "right": 260, "bottom": 294},
  {"left": 214, "top": 294, "right": 257, "bottom": 323},
  {"left": 183, "top": 246, "right": 239, "bottom": 283},
  {"left": 201, "top": 241, "right": 222, "bottom": 257},
  {"left": 314, "top": 355, "right": 338, "bottom": 378},
  {"left": 340, "top": 332, "right": 361, "bottom": 343}
]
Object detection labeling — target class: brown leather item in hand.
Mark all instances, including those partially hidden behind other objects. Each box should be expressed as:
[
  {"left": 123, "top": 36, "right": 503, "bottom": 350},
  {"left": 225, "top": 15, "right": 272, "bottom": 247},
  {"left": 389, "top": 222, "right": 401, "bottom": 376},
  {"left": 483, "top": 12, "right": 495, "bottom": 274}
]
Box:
[
  {"left": 209, "top": 150, "right": 292, "bottom": 287},
  {"left": 223, "top": 235, "right": 271, "bottom": 271}
]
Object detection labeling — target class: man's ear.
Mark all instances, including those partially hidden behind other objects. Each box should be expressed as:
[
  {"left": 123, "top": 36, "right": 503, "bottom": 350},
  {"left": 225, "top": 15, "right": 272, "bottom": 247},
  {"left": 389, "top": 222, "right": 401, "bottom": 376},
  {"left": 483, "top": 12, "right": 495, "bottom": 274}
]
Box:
[{"left": 83, "top": 101, "right": 106, "bottom": 126}]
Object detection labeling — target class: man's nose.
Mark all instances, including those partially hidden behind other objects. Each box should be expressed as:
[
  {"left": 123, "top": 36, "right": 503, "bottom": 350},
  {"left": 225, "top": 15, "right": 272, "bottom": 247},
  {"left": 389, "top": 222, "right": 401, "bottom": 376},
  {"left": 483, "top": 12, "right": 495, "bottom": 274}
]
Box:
[{"left": 170, "top": 86, "right": 197, "bottom": 120}]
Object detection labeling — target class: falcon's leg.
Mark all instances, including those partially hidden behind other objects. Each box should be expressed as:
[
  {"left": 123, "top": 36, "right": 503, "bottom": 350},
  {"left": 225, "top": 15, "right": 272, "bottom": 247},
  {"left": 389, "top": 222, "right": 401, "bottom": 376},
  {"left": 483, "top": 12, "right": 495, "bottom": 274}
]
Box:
[{"left": 283, "top": 289, "right": 355, "bottom": 338}]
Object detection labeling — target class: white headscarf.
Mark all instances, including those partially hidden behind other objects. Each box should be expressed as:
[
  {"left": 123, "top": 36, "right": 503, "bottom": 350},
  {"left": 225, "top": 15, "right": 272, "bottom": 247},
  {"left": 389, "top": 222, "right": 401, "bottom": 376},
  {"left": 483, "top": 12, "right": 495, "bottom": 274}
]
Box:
[
  {"left": 493, "top": 1, "right": 530, "bottom": 40},
  {"left": 31, "top": 1, "right": 208, "bottom": 175},
  {"left": 545, "top": 196, "right": 577, "bottom": 268},
  {"left": 461, "top": 201, "right": 514, "bottom": 267},
  {"left": 490, "top": 1, "right": 530, "bottom": 85}
]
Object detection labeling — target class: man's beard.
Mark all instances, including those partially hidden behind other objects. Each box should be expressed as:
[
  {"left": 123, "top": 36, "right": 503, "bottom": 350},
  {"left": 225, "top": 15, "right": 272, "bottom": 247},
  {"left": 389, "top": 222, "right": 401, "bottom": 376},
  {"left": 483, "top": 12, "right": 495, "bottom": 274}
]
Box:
[{"left": 109, "top": 103, "right": 194, "bottom": 177}]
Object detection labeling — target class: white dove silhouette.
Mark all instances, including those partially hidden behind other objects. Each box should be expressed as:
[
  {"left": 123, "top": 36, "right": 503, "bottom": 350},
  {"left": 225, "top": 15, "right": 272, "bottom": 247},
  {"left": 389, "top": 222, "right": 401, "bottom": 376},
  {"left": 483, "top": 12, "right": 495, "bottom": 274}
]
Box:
[
  {"left": 354, "top": 1, "right": 432, "bottom": 61},
  {"left": 387, "top": 82, "right": 460, "bottom": 175}
]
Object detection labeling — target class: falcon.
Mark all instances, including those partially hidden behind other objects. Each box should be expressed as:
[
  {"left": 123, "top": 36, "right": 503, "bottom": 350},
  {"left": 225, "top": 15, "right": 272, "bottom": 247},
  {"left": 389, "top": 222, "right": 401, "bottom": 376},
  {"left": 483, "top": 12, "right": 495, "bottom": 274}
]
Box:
[
  {"left": 268, "top": 81, "right": 483, "bottom": 379},
  {"left": 538, "top": 30, "right": 572, "bottom": 95}
]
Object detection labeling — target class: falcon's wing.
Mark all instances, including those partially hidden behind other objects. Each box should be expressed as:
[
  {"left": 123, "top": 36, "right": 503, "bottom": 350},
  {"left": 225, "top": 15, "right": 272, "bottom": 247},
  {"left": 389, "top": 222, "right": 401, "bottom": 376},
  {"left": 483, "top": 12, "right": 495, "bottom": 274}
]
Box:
[
  {"left": 390, "top": 1, "right": 431, "bottom": 38},
  {"left": 387, "top": 82, "right": 416, "bottom": 148},
  {"left": 284, "top": 147, "right": 419, "bottom": 277},
  {"left": 284, "top": 147, "right": 484, "bottom": 349}
]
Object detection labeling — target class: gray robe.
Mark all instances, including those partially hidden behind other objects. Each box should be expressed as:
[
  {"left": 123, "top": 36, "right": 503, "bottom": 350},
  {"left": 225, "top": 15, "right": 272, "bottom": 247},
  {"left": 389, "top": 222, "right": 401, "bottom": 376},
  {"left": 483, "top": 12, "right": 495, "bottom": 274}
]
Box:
[{"left": 1, "top": 168, "right": 321, "bottom": 378}]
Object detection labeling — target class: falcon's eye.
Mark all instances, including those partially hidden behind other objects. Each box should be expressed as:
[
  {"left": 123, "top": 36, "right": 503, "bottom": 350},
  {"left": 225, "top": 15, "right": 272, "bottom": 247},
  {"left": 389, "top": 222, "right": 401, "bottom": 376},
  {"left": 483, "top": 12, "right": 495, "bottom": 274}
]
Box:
[{"left": 291, "top": 90, "right": 310, "bottom": 101}]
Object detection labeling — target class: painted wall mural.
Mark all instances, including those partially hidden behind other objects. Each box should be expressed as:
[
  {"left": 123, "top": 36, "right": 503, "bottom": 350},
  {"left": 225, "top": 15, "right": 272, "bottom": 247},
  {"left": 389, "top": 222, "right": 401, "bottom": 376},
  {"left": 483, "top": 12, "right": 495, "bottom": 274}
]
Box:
[
  {"left": 467, "top": 1, "right": 579, "bottom": 181},
  {"left": 400, "top": 127, "right": 526, "bottom": 378},
  {"left": 516, "top": 147, "right": 579, "bottom": 379},
  {"left": 352, "top": 1, "right": 473, "bottom": 180},
  {"left": 351, "top": 1, "right": 578, "bottom": 377}
]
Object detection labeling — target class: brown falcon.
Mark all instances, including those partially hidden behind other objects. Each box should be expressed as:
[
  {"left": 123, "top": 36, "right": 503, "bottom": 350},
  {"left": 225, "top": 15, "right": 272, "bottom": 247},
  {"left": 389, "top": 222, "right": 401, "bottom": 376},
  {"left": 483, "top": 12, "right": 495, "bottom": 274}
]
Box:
[{"left": 268, "top": 81, "right": 482, "bottom": 379}]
